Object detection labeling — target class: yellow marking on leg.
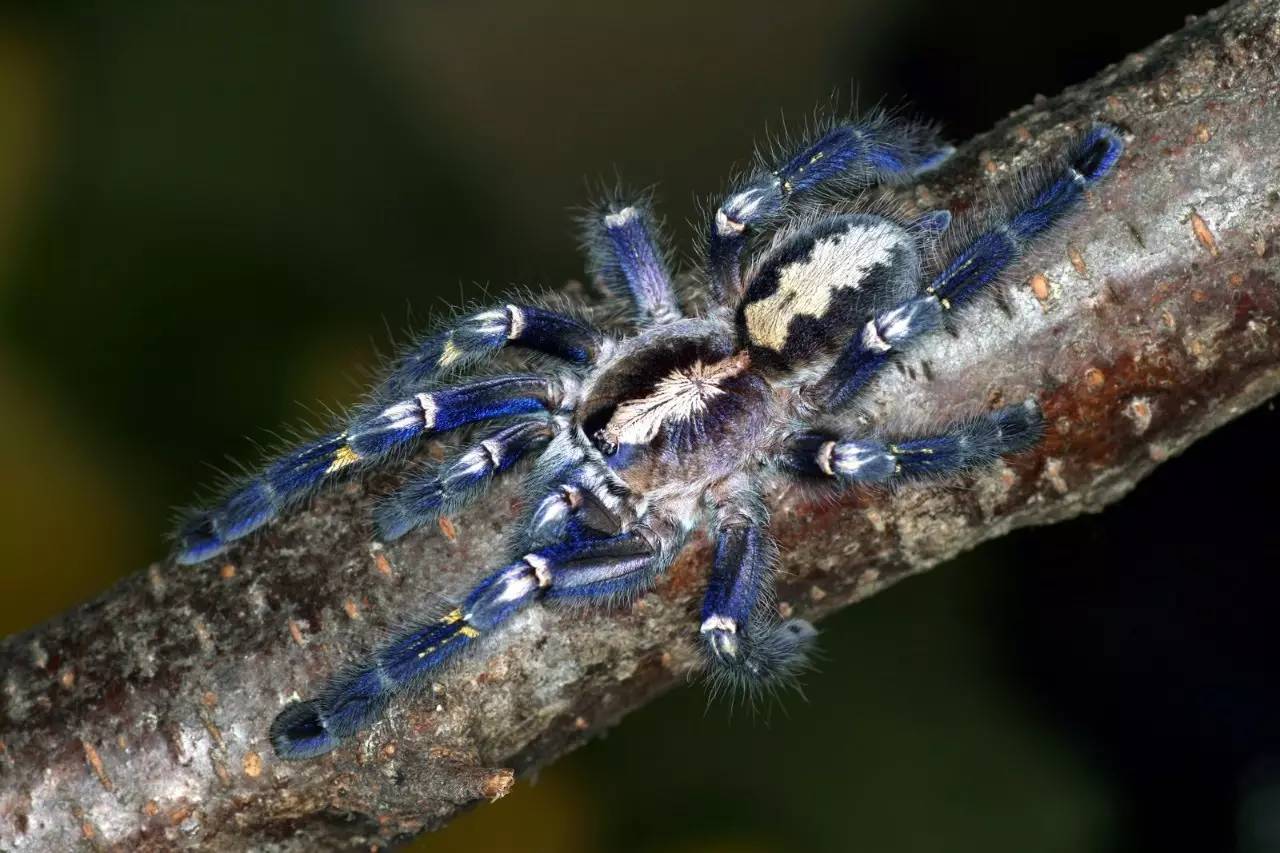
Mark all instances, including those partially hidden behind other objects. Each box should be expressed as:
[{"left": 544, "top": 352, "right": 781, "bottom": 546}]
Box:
[
  {"left": 417, "top": 617, "right": 481, "bottom": 658},
  {"left": 925, "top": 288, "right": 952, "bottom": 311},
  {"left": 325, "top": 445, "right": 362, "bottom": 474},
  {"left": 438, "top": 337, "right": 464, "bottom": 369}
]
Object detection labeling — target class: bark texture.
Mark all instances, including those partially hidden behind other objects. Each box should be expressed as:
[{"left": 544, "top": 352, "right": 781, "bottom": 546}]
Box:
[{"left": 4, "top": 1, "right": 1280, "bottom": 848}]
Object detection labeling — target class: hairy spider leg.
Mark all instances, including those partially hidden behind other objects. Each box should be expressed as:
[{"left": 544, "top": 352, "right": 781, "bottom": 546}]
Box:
[
  {"left": 807, "top": 292, "right": 947, "bottom": 411},
  {"left": 708, "top": 113, "right": 954, "bottom": 304},
  {"left": 374, "top": 419, "right": 556, "bottom": 541},
  {"left": 699, "top": 493, "right": 816, "bottom": 693},
  {"left": 930, "top": 125, "right": 1123, "bottom": 307},
  {"left": 519, "top": 434, "right": 630, "bottom": 546},
  {"left": 175, "top": 433, "right": 349, "bottom": 564},
  {"left": 583, "top": 199, "right": 682, "bottom": 325},
  {"left": 269, "top": 531, "right": 661, "bottom": 759},
  {"left": 175, "top": 374, "right": 563, "bottom": 564},
  {"left": 783, "top": 400, "right": 1044, "bottom": 487},
  {"left": 527, "top": 477, "right": 625, "bottom": 546},
  {"left": 381, "top": 304, "right": 603, "bottom": 398},
  {"left": 808, "top": 125, "right": 1124, "bottom": 411}
]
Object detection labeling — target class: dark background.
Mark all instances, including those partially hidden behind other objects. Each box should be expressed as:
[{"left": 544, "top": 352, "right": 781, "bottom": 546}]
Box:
[{"left": 2, "top": 2, "right": 1277, "bottom": 851}]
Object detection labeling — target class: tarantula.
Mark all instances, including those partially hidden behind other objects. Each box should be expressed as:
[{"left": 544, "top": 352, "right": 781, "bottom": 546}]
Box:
[{"left": 173, "top": 112, "right": 1123, "bottom": 759}]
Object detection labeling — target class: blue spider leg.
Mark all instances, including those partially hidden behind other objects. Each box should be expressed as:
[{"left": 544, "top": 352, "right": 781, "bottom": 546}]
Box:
[
  {"left": 374, "top": 419, "right": 555, "bottom": 541},
  {"left": 709, "top": 114, "right": 953, "bottom": 304},
  {"left": 174, "top": 374, "right": 562, "bottom": 565},
  {"left": 269, "top": 531, "right": 659, "bottom": 759},
  {"left": 527, "top": 478, "right": 623, "bottom": 546},
  {"left": 513, "top": 432, "right": 631, "bottom": 545},
  {"left": 382, "top": 304, "right": 603, "bottom": 397},
  {"left": 929, "top": 125, "right": 1124, "bottom": 308},
  {"left": 582, "top": 200, "right": 681, "bottom": 325},
  {"left": 525, "top": 448, "right": 630, "bottom": 545},
  {"left": 784, "top": 400, "right": 1043, "bottom": 487},
  {"left": 699, "top": 496, "right": 816, "bottom": 692},
  {"left": 174, "top": 433, "right": 348, "bottom": 563},
  {"left": 807, "top": 125, "right": 1124, "bottom": 412},
  {"left": 807, "top": 294, "right": 946, "bottom": 411}
]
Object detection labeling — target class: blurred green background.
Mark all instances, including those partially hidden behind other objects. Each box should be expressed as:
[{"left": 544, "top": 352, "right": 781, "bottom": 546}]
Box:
[{"left": 4, "top": 2, "right": 1279, "bottom": 851}]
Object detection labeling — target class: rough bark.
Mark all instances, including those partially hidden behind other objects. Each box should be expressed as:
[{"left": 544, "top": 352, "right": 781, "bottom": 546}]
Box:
[{"left": 3, "top": 1, "right": 1280, "bottom": 848}]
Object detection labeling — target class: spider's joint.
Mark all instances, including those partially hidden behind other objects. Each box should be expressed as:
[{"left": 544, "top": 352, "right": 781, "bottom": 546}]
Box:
[
  {"left": 495, "top": 565, "right": 541, "bottom": 602},
  {"left": 505, "top": 304, "right": 527, "bottom": 340},
  {"left": 721, "top": 187, "right": 771, "bottom": 225},
  {"left": 479, "top": 439, "right": 504, "bottom": 468},
  {"left": 816, "top": 440, "right": 837, "bottom": 476},
  {"left": 860, "top": 319, "right": 893, "bottom": 354},
  {"left": 701, "top": 614, "right": 738, "bottom": 634},
  {"left": 551, "top": 376, "right": 579, "bottom": 411},
  {"left": 523, "top": 553, "right": 554, "bottom": 588},
  {"left": 715, "top": 208, "right": 746, "bottom": 237},
  {"left": 416, "top": 393, "right": 438, "bottom": 430},
  {"left": 603, "top": 206, "right": 639, "bottom": 228},
  {"left": 531, "top": 488, "right": 576, "bottom": 533}
]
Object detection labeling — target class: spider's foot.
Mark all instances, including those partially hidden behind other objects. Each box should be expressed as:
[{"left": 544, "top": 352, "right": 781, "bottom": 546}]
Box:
[
  {"left": 270, "top": 700, "right": 339, "bottom": 760},
  {"left": 702, "top": 617, "right": 818, "bottom": 694}
]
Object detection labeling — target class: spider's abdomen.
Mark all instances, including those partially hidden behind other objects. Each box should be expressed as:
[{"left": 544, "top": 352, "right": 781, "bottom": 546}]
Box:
[{"left": 737, "top": 214, "right": 919, "bottom": 373}]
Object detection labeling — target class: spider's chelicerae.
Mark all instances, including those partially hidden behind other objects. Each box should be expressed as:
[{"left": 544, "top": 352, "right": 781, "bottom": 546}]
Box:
[{"left": 174, "top": 112, "right": 1123, "bottom": 760}]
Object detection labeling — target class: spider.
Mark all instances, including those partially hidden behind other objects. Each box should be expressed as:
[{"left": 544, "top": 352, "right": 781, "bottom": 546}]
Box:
[{"left": 173, "top": 111, "right": 1123, "bottom": 759}]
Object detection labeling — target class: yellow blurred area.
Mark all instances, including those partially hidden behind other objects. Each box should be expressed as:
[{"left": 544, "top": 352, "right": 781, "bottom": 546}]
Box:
[
  {"left": 0, "top": 27, "right": 55, "bottom": 289},
  {"left": 0, "top": 24, "right": 148, "bottom": 634},
  {"left": 0, "top": 362, "right": 148, "bottom": 634},
  {"left": 421, "top": 770, "right": 597, "bottom": 853}
]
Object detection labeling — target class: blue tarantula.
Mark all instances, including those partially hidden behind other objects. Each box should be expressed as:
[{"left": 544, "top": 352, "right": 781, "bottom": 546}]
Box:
[{"left": 174, "top": 112, "right": 1123, "bottom": 759}]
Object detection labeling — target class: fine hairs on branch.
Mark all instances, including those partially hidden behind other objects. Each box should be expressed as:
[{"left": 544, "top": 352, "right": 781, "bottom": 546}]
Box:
[{"left": 171, "top": 109, "right": 1123, "bottom": 759}]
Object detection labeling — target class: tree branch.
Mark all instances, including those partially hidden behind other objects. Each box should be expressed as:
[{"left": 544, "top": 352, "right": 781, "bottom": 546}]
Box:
[{"left": 4, "top": 1, "right": 1280, "bottom": 848}]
